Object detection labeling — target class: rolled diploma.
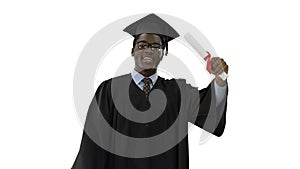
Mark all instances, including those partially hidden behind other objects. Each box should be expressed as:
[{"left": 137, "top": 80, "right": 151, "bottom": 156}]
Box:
[{"left": 183, "top": 32, "right": 228, "bottom": 80}]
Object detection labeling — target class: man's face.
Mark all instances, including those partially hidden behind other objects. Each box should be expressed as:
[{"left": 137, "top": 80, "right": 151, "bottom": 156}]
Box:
[{"left": 131, "top": 33, "right": 164, "bottom": 72}]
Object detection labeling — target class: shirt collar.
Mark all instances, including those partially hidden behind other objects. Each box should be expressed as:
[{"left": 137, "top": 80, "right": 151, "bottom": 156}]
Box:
[{"left": 131, "top": 69, "right": 158, "bottom": 85}]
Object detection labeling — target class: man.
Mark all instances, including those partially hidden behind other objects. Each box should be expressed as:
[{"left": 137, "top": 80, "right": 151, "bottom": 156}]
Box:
[{"left": 72, "top": 13, "right": 229, "bottom": 169}]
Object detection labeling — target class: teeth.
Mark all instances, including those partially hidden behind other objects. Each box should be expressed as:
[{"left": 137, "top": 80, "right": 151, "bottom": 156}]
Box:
[{"left": 143, "top": 57, "right": 152, "bottom": 60}]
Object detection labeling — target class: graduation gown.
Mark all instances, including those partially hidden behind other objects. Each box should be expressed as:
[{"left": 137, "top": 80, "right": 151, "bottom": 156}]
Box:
[{"left": 71, "top": 73, "right": 228, "bottom": 169}]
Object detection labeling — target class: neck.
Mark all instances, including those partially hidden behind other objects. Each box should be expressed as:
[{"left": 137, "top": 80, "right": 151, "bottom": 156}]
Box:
[{"left": 135, "top": 68, "right": 156, "bottom": 77}]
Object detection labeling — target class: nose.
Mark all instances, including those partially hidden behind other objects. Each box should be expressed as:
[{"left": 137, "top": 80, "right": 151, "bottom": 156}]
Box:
[{"left": 143, "top": 48, "right": 154, "bottom": 54}]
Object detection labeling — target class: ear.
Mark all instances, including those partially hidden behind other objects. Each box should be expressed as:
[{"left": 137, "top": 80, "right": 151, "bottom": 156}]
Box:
[{"left": 160, "top": 50, "right": 164, "bottom": 60}]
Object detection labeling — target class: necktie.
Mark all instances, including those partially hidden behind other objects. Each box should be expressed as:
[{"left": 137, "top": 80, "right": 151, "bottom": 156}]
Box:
[{"left": 142, "top": 77, "right": 152, "bottom": 97}]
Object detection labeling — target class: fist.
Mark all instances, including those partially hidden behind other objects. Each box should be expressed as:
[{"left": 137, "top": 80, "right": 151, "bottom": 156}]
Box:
[
  {"left": 210, "top": 57, "right": 229, "bottom": 86},
  {"left": 211, "top": 57, "right": 229, "bottom": 75}
]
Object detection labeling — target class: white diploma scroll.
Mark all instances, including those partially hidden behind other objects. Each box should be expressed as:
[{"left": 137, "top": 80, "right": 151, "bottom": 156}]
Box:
[{"left": 184, "top": 32, "right": 228, "bottom": 80}]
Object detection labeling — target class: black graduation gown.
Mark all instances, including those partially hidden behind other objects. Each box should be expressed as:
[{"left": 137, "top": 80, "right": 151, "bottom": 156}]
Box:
[{"left": 71, "top": 73, "right": 228, "bottom": 169}]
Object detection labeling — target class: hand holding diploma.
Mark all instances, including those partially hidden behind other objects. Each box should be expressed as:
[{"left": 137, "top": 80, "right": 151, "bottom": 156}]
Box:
[
  {"left": 183, "top": 33, "right": 229, "bottom": 86},
  {"left": 210, "top": 56, "right": 228, "bottom": 87}
]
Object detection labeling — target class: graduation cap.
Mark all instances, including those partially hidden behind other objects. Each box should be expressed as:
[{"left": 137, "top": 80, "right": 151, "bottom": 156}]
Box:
[{"left": 123, "top": 13, "right": 180, "bottom": 55}]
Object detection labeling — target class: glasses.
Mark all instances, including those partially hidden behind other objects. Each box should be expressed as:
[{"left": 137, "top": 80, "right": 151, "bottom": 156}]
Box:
[{"left": 136, "top": 42, "right": 163, "bottom": 51}]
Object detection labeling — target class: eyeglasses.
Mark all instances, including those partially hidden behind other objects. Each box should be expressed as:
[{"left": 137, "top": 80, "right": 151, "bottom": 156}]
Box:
[{"left": 136, "top": 42, "right": 163, "bottom": 51}]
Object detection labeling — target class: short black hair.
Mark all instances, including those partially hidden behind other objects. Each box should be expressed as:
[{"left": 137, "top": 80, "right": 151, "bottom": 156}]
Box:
[{"left": 132, "top": 34, "right": 169, "bottom": 55}]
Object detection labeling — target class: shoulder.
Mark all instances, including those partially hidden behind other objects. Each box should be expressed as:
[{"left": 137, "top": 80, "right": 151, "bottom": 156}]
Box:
[
  {"left": 95, "top": 73, "right": 132, "bottom": 93},
  {"left": 157, "top": 76, "right": 202, "bottom": 96},
  {"left": 158, "top": 76, "right": 198, "bottom": 89}
]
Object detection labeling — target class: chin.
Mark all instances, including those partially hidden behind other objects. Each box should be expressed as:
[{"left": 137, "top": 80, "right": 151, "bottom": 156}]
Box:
[
  {"left": 142, "top": 64, "right": 157, "bottom": 69},
  {"left": 136, "top": 65, "right": 157, "bottom": 71}
]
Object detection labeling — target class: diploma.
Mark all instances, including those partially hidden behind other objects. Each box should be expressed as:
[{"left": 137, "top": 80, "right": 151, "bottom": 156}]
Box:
[{"left": 184, "top": 32, "right": 228, "bottom": 80}]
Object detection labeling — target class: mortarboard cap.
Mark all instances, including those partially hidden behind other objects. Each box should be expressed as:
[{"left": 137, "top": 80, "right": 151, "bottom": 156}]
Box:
[{"left": 123, "top": 13, "right": 180, "bottom": 43}]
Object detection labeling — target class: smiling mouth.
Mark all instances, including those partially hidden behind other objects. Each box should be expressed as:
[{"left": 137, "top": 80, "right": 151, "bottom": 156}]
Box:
[{"left": 143, "top": 57, "right": 153, "bottom": 61}]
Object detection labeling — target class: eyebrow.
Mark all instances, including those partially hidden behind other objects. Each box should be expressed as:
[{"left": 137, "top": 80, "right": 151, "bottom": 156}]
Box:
[{"left": 136, "top": 40, "right": 161, "bottom": 45}]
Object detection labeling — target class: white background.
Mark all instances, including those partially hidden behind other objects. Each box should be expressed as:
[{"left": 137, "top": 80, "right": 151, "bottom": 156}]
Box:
[{"left": 1, "top": 0, "right": 300, "bottom": 168}]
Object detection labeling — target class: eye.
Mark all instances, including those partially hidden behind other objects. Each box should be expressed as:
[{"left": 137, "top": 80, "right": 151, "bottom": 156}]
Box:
[
  {"left": 151, "top": 44, "right": 161, "bottom": 49},
  {"left": 137, "top": 43, "right": 148, "bottom": 49}
]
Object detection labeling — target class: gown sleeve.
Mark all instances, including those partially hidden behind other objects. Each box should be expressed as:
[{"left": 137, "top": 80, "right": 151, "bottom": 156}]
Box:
[
  {"left": 71, "top": 80, "right": 111, "bottom": 169},
  {"left": 188, "top": 80, "right": 229, "bottom": 137},
  {"left": 71, "top": 131, "right": 99, "bottom": 169}
]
